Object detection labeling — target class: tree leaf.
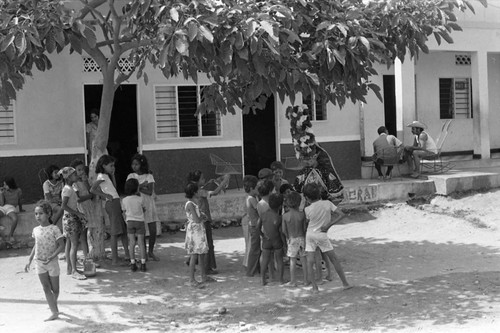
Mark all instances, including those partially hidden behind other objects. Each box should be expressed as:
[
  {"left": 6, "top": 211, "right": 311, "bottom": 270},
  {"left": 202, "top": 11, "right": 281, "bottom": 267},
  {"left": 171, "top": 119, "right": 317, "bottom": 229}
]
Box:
[
  {"left": 170, "top": 7, "right": 179, "bottom": 22},
  {"left": 199, "top": 25, "right": 213, "bottom": 43},
  {"left": 84, "top": 27, "right": 96, "bottom": 48},
  {"left": 188, "top": 23, "right": 198, "bottom": 41},
  {"left": 14, "top": 32, "right": 26, "bottom": 54},
  {"left": 0, "top": 33, "right": 15, "bottom": 52},
  {"left": 359, "top": 36, "right": 370, "bottom": 51},
  {"left": 260, "top": 21, "right": 277, "bottom": 42},
  {"left": 175, "top": 35, "right": 189, "bottom": 56},
  {"left": 143, "top": 72, "right": 149, "bottom": 86}
]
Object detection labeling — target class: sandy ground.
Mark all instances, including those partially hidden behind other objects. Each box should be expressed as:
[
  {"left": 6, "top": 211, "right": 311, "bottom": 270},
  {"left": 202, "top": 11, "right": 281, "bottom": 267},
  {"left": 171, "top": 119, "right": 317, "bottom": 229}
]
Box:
[{"left": 0, "top": 189, "right": 499, "bottom": 333}]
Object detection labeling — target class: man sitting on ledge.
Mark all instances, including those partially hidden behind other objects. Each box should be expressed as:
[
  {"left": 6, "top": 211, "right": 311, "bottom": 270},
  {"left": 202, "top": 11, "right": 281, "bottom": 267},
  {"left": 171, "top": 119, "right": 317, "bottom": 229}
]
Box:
[
  {"left": 372, "top": 126, "right": 403, "bottom": 180},
  {"left": 404, "top": 121, "right": 437, "bottom": 178}
]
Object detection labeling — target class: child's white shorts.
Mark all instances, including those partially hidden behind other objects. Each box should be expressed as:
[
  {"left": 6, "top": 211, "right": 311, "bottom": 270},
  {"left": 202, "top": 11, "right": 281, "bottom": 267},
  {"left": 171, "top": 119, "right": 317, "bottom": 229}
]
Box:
[
  {"left": 34, "top": 259, "right": 60, "bottom": 277},
  {"left": 0, "top": 204, "right": 16, "bottom": 215},
  {"left": 305, "top": 232, "right": 333, "bottom": 253}
]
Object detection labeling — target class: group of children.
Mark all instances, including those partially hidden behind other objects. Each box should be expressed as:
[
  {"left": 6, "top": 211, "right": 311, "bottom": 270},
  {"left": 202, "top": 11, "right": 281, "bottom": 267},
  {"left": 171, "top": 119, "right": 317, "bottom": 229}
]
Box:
[
  {"left": 242, "top": 161, "right": 352, "bottom": 292},
  {"left": 26, "top": 153, "right": 160, "bottom": 320}
]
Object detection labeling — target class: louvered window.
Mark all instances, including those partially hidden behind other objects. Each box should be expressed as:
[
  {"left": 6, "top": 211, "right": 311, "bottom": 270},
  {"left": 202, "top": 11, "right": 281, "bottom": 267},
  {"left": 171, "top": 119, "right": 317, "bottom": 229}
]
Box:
[
  {"left": 154, "top": 85, "right": 221, "bottom": 138},
  {"left": 0, "top": 101, "right": 15, "bottom": 144},
  {"left": 439, "top": 78, "right": 473, "bottom": 119}
]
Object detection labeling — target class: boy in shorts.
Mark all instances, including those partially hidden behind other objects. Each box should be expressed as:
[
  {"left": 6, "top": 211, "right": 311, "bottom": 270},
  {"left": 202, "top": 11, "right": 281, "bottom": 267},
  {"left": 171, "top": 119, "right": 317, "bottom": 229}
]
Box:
[
  {"left": 282, "top": 191, "right": 307, "bottom": 287},
  {"left": 258, "top": 193, "right": 285, "bottom": 286},
  {"left": 303, "top": 183, "right": 351, "bottom": 293}
]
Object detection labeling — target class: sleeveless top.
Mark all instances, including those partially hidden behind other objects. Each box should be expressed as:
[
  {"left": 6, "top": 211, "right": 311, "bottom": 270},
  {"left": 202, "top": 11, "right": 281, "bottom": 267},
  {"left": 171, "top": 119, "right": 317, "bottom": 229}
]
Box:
[{"left": 418, "top": 131, "right": 438, "bottom": 154}]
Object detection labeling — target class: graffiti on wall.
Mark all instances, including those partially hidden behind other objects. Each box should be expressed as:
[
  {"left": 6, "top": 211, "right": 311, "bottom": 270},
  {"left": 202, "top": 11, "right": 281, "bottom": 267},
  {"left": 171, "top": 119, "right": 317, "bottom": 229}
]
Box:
[{"left": 344, "top": 186, "right": 378, "bottom": 203}]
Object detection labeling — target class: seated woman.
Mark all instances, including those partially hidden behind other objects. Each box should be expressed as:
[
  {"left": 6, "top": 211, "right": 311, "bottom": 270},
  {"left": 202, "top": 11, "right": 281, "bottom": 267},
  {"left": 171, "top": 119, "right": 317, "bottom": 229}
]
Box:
[{"left": 0, "top": 177, "right": 24, "bottom": 243}]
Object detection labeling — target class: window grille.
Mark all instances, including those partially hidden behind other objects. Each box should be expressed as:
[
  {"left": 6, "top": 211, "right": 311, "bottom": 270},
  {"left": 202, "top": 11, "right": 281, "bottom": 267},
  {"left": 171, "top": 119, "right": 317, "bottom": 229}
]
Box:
[
  {"left": 439, "top": 78, "right": 472, "bottom": 119},
  {"left": 455, "top": 54, "right": 471, "bottom": 65},
  {"left": 83, "top": 57, "right": 135, "bottom": 73},
  {"left": 0, "top": 101, "right": 15, "bottom": 144},
  {"left": 154, "top": 85, "right": 221, "bottom": 139}
]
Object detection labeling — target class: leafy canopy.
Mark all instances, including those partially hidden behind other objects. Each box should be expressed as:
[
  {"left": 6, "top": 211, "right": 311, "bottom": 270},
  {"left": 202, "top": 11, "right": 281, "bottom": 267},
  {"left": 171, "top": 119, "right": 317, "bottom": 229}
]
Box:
[{"left": 0, "top": 0, "right": 487, "bottom": 112}]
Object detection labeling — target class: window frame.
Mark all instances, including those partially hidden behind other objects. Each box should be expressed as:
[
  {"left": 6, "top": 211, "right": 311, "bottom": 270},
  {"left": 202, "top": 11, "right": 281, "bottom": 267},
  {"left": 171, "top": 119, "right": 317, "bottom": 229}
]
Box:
[
  {"left": 439, "top": 77, "right": 473, "bottom": 120},
  {"left": 303, "top": 91, "right": 328, "bottom": 122},
  {"left": 154, "top": 84, "right": 222, "bottom": 140}
]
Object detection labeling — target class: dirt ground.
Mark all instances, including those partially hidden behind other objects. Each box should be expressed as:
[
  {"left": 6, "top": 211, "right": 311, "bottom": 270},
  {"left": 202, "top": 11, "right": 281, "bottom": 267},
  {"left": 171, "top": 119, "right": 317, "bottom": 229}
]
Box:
[{"left": 0, "top": 189, "right": 499, "bottom": 333}]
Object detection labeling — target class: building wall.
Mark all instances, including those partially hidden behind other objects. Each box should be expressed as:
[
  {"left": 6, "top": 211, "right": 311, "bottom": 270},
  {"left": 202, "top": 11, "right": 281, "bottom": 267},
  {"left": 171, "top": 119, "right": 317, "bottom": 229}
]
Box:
[
  {"left": 488, "top": 53, "right": 500, "bottom": 149},
  {"left": 145, "top": 146, "right": 242, "bottom": 194},
  {"left": 415, "top": 52, "right": 474, "bottom": 152}
]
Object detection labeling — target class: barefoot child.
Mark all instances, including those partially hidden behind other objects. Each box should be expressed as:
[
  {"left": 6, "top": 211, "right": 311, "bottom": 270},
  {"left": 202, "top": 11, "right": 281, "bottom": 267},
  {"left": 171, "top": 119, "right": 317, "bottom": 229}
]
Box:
[
  {"left": 42, "top": 165, "right": 64, "bottom": 228},
  {"left": 91, "top": 155, "right": 130, "bottom": 265},
  {"left": 59, "top": 167, "right": 87, "bottom": 280},
  {"left": 184, "top": 182, "right": 209, "bottom": 287},
  {"left": 258, "top": 193, "right": 285, "bottom": 285},
  {"left": 255, "top": 179, "right": 276, "bottom": 279},
  {"left": 302, "top": 183, "right": 351, "bottom": 292},
  {"left": 121, "top": 179, "right": 147, "bottom": 272},
  {"left": 25, "top": 201, "right": 65, "bottom": 321},
  {"left": 282, "top": 191, "right": 307, "bottom": 287}
]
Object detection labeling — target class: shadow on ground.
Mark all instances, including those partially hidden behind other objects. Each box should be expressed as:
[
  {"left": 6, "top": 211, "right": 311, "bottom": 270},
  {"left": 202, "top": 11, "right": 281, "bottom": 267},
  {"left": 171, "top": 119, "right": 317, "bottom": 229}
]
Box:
[{"left": 59, "top": 225, "right": 500, "bottom": 332}]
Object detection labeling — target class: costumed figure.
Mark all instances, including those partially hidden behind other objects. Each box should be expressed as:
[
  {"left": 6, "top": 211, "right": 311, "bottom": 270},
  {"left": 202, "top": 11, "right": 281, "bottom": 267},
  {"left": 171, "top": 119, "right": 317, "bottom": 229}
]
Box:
[{"left": 286, "top": 105, "right": 344, "bottom": 203}]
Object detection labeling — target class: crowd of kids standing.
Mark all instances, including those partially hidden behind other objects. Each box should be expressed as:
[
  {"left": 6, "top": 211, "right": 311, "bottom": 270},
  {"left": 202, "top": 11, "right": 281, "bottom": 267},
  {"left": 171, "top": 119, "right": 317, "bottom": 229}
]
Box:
[{"left": 22, "top": 104, "right": 353, "bottom": 321}]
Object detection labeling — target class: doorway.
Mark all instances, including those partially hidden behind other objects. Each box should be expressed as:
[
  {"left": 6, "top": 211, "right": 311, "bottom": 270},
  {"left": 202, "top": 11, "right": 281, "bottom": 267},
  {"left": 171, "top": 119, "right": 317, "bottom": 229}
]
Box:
[
  {"left": 243, "top": 95, "right": 276, "bottom": 177},
  {"left": 383, "top": 75, "right": 397, "bottom": 136},
  {"left": 84, "top": 84, "right": 138, "bottom": 193}
]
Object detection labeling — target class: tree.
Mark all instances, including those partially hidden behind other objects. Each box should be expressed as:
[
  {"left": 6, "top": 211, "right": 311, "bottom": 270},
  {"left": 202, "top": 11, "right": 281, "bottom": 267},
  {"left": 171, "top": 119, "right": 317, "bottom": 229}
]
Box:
[{"left": 0, "top": 0, "right": 486, "bottom": 258}]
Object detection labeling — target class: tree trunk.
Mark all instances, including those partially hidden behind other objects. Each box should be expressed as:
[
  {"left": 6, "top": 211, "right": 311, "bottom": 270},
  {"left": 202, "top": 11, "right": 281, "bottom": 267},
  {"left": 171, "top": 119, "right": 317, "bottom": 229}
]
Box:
[{"left": 87, "top": 71, "right": 115, "bottom": 260}]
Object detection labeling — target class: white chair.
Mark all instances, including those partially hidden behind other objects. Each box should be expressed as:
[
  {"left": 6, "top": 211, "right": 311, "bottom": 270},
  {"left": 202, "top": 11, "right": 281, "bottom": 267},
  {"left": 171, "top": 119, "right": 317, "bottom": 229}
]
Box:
[{"left": 420, "top": 119, "right": 453, "bottom": 173}]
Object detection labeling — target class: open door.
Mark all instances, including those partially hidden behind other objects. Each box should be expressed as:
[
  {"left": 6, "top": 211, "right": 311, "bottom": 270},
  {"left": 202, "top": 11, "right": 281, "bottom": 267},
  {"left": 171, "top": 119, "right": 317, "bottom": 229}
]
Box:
[
  {"left": 84, "top": 84, "right": 138, "bottom": 193},
  {"left": 243, "top": 95, "right": 276, "bottom": 177}
]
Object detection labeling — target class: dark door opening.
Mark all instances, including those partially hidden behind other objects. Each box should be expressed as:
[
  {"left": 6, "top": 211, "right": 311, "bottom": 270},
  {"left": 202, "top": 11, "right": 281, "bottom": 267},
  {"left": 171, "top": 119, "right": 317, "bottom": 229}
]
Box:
[
  {"left": 243, "top": 95, "right": 276, "bottom": 177},
  {"left": 383, "top": 75, "right": 397, "bottom": 136},
  {"left": 84, "top": 84, "right": 138, "bottom": 193}
]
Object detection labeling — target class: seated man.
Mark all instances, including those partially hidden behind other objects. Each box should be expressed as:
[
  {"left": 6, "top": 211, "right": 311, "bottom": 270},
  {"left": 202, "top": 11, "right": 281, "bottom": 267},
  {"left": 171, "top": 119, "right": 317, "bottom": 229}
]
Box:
[
  {"left": 372, "top": 126, "right": 403, "bottom": 179},
  {"left": 404, "top": 121, "right": 438, "bottom": 178}
]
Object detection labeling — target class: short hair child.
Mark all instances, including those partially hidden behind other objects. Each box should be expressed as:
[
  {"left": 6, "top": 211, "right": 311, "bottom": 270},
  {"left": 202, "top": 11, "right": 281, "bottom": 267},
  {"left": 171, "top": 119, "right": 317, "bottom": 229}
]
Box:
[
  {"left": 124, "top": 178, "right": 139, "bottom": 196},
  {"left": 302, "top": 183, "right": 351, "bottom": 292},
  {"left": 257, "top": 179, "right": 274, "bottom": 198},
  {"left": 185, "top": 182, "right": 198, "bottom": 199},
  {"left": 258, "top": 193, "right": 285, "bottom": 285},
  {"left": 282, "top": 191, "right": 307, "bottom": 287},
  {"left": 243, "top": 175, "right": 258, "bottom": 194},
  {"left": 122, "top": 178, "right": 147, "bottom": 272}
]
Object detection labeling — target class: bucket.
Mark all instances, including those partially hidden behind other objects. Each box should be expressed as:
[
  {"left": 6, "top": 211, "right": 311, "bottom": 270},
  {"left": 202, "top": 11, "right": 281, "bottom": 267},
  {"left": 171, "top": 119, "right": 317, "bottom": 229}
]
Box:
[{"left": 83, "top": 259, "right": 97, "bottom": 277}]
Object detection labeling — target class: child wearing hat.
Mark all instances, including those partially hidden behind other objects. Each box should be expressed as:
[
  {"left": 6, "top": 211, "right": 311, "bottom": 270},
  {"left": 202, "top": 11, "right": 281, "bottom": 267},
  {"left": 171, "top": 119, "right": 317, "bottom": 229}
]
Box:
[{"left": 59, "top": 167, "right": 87, "bottom": 280}]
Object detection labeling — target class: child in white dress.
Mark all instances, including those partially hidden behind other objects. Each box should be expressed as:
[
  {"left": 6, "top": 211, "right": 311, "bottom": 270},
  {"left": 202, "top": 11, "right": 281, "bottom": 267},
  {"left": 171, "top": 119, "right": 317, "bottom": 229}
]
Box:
[{"left": 184, "top": 182, "right": 209, "bottom": 288}]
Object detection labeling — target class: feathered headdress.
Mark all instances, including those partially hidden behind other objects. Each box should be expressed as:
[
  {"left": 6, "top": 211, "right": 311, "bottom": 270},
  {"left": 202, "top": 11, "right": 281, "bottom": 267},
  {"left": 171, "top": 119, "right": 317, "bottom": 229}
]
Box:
[{"left": 286, "top": 105, "right": 317, "bottom": 160}]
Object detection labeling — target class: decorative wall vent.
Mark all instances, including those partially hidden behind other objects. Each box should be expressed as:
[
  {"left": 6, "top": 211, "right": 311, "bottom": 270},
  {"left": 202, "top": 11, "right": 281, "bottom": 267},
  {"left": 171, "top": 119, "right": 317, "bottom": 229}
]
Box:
[
  {"left": 455, "top": 54, "right": 471, "bottom": 65},
  {"left": 83, "top": 57, "right": 135, "bottom": 73}
]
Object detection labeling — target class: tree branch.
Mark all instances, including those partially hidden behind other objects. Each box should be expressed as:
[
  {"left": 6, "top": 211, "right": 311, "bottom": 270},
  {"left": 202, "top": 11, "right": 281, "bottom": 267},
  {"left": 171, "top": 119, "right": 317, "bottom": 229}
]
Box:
[
  {"left": 107, "top": 0, "right": 122, "bottom": 70},
  {"left": 78, "top": 0, "right": 107, "bottom": 20},
  {"left": 114, "top": 70, "right": 135, "bottom": 90}
]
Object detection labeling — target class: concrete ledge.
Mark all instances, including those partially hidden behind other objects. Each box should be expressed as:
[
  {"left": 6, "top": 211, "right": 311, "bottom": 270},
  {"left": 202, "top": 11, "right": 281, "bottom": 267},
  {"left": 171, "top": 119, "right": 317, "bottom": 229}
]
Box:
[{"left": 428, "top": 171, "right": 500, "bottom": 195}]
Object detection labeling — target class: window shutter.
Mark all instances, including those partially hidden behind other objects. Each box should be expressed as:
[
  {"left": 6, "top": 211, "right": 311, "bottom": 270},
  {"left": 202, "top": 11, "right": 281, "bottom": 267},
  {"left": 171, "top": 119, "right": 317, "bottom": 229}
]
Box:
[
  {"left": 155, "top": 86, "right": 178, "bottom": 138},
  {"left": 0, "top": 102, "right": 15, "bottom": 144}
]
